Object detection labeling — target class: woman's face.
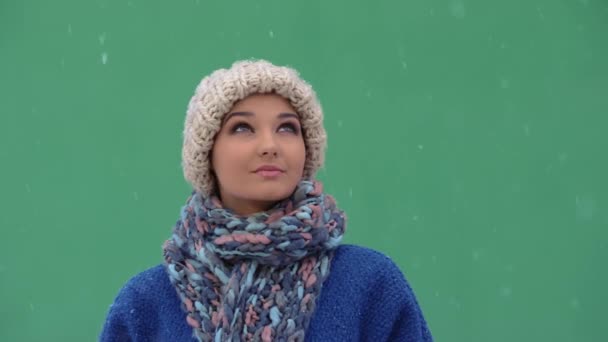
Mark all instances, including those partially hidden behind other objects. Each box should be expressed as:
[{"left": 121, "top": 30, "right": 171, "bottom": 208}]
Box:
[{"left": 211, "top": 93, "right": 306, "bottom": 215}]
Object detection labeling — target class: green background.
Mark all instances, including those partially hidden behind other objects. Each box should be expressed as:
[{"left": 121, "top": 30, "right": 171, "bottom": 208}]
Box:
[{"left": 1, "top": 0, "right": 607, "bottom": 341}]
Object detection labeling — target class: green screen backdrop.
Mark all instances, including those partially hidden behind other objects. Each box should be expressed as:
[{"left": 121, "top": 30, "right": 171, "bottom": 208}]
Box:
[{"left": 1, "top": 0, "right": 607, "bottom": 341}]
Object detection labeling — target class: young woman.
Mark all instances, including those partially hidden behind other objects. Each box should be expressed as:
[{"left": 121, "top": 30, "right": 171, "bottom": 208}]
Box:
[{"left": 101, "top": 60, "right": 433, "bottom": 341}]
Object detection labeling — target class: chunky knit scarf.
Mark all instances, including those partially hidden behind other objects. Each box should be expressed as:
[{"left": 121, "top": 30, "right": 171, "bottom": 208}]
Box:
[{"left": 163, "top": 180, "right": 346, "bottom": 342}]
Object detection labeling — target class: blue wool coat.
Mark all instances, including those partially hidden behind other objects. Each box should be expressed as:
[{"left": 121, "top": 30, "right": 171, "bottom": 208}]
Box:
[{"left": 100, "top": 244, "right": 433, "bottom": 341}]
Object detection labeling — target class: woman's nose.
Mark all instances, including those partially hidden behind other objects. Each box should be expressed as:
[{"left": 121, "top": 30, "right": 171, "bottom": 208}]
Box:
[{"left": 257, "top": 130, "right": 279, "bottom": 157}]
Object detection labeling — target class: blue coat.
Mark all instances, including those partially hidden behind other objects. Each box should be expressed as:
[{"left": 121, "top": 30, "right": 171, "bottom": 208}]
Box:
[{"left": 100, "top": 244, "right": 433, "bottom": 341}]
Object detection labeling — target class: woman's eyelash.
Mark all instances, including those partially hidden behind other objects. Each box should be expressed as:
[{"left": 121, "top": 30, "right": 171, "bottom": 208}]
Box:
[
  {"left": 229, "top": 122, "right": 300, "bottom": 134},
  {"left": 230, "top": 122, "right": 252, "bottom": 133},
  {"left": 280, "top": 122, "right": 300, "bottom": 133}
]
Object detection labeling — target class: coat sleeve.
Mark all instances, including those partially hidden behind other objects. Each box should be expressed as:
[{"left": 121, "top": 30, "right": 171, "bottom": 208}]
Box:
[
  {"left": 387, "top": 295, "right": 433, "bottom": 341},
  {"left": 99, "top": 282, "right": 141, "bottom": 342},
  {"left": 370, "top": 254, "right": 434, "bottom": 342}
]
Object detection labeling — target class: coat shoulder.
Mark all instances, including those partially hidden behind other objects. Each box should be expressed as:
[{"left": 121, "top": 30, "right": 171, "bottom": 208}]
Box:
[{"left": 331, "top": 244, "right": 407, "bottom": 279}]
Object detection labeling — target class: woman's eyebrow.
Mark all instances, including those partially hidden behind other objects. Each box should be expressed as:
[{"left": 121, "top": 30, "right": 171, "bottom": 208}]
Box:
[
  {"left": 277, "top": 112, "right": 299, "bottom": 120},
  {"left": 224, "top": 111, "right": 253, "bottom": 123}
]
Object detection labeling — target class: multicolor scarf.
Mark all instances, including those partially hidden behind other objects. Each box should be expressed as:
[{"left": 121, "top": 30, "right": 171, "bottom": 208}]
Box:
[{"left": 163, "top": 180, "right": 347, "bottom": 342}]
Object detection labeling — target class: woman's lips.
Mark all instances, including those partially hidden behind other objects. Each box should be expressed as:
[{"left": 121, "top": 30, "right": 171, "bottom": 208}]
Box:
[
  {"left": 254, "top": 165, "right": 284, "bottom": 178},
  {"left": 256, "top": 170, "right": 283, "bottom": 178}
]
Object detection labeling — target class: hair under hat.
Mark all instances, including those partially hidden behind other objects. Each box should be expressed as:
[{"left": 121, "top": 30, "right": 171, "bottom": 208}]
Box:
[{"left": 182, "top": 59, "right": 327, "bottom": 196}]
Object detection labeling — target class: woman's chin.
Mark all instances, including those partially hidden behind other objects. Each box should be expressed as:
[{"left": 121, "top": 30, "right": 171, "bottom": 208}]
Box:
[{"left": 248, "top": 183, "right": 295, "bottom": 201}]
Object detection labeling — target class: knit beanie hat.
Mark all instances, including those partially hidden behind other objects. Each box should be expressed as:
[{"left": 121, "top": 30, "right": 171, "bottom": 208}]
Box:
[{"left": 182, "top": 59, "right": 327, "bottom": 196}]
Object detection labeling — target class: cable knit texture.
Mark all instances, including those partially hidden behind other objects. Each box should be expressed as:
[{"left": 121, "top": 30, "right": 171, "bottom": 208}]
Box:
[
  {"left": 162, "top": 180, "right": 346, "bottom": 341},
  {"left": 182, "top": 59, "right": 326, "bottom": 196},
  {"left": 101, "top": 245, "right": 433, "bottom": 342}
]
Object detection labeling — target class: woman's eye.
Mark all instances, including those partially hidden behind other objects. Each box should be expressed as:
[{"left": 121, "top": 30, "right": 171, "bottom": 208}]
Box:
[
  {"left": 231, "top": 123, "right": 252, "bottom": 133},
  {"left": 279, "top": 123, "right": 299, "bottom": 134}
]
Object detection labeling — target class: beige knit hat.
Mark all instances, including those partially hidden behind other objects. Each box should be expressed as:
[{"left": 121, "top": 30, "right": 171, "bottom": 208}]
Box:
[{"left": 182, "top": 59, "right": 327, "bottom": 196}]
